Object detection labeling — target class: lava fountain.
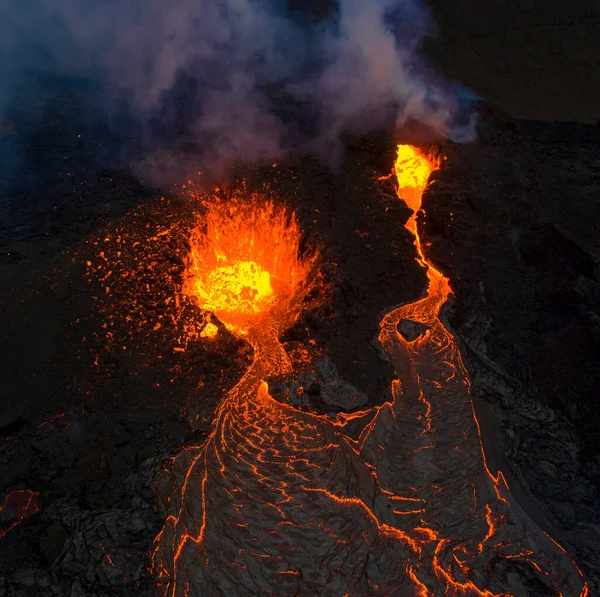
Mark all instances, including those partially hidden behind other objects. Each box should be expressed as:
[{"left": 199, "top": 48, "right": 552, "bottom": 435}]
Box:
[
  {"left": 152, "top": 160, "right": 588, "bottom": 597},
  {"left": 182, "top": 198, "right": 313, "bottom": 340}
]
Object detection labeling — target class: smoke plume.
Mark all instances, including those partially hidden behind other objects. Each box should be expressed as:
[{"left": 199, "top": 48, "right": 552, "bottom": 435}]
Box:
[{"left": 0, "top": 0, "right": 478, "bottom": 186}]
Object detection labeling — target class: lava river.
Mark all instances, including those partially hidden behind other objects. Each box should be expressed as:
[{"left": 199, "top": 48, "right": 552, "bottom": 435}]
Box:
[{"left": 151, "top": 148, "right": 589, "bottom": 597}]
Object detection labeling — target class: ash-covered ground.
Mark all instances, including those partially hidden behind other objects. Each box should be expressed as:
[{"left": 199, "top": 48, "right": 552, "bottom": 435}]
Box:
[{"left": 1, "top": 79, "right": 599, "bottom": 596}]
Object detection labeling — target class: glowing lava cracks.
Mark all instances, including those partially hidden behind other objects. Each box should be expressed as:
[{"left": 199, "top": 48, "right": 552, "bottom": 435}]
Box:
[
  {"left": 0, "top": 490, "right": 40, "bottom": 540},
  {"left": 152, "top": 157, "right": 589, "bottom": 597}
]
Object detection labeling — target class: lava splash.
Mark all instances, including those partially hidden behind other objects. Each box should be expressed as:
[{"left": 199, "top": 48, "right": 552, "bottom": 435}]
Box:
[
  {"left": 151, "top": 153, "right": 588, "bottom": 597},
  {"left": 183, "top": 197, "right": 314, "bottom": 338}
]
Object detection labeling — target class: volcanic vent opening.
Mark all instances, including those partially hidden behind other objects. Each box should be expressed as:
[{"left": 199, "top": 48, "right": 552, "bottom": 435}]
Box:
[{"left": 182, "top": 194, "right": 316, "bottom": 339}]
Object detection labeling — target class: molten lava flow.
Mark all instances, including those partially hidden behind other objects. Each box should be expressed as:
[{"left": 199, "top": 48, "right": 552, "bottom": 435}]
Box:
[
  {"left": 393, "top": 145, "right": 446, "bottom": 322},
  {"left": 372, "top": 144, "right": 589, "bottom": 596},
  {"left": 195, "top": 260, "right": 274, "bottom": 314},
  {"left": 0, "top": 490, "right": 40, "bottom": 539},
  {"left": 152, "top": 160, "right": 589, "bottom": 597}
]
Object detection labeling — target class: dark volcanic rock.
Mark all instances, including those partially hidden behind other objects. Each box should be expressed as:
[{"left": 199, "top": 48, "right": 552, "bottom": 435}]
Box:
[
  {"left": 150, "top": 120, "right": 588, "bottom": 597},
  {"left": 0, "top": 111, "right": 424, "bottom": 595},
  {"left": 254, "top": 141, "right": 426, "bottom": 407},
  {"left": 422, "top": 104, "right": 600, "bottom": 592},
  {"left": 267, "top": 354, "right": 369, "bottom": 413},
  {"left": 1, "top": 75, "right": 599, "bottom": 594},
  {"left": 397, "top": 318, "right": 429, "bottom": 341},
  {"left": 520, "top": 120, "right": 600, "bottom": 259}
]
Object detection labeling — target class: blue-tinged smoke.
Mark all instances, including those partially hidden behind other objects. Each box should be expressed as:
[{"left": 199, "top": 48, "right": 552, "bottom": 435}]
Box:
[{"left": 0, "top": 0, "right": 478, "bottom": 188}]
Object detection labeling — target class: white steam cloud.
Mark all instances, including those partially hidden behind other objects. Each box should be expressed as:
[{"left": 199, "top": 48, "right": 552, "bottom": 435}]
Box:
[{"left": 0, "top": 0, "right": 477, "bottom": 184}]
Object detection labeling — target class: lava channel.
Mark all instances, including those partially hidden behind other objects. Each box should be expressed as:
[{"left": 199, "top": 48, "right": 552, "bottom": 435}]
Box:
[{"left": 151, "top": 152, "right": 589, "bottom": 597}]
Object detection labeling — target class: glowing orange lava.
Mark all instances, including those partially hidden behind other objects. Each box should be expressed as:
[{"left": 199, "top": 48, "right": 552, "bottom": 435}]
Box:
[
  {"left": 183, "top": 197, "right": 314, "bottom": 337},
  {"left": 152, "top": 152, "right": 589, "bottom": 597},
  {"left": 386, "top": 144, "right": 589, "bottom": 596},
  {"left": 199, "top": 322, "right": 219, "bottom": 339}
]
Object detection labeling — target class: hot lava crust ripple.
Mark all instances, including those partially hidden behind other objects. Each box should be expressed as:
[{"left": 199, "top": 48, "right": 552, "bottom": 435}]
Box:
[{"left": 151, "top": 147, "right": 589, "bottom": 597}]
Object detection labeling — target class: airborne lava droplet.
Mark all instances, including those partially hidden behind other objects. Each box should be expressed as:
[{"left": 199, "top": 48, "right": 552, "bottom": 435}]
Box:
[{"left": 151, "top": 153, "right": 588, "bottom": 597}]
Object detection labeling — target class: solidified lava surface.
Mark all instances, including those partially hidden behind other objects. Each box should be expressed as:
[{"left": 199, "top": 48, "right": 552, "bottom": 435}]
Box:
[
  {"left": 150, "top": 146, "right": 588, "bottom": 596},
  {"left": 0, "top": 134, "right": 425, "bottom": 596},
  {"left": 1, "top": 105, "right": 599, "bottom": 596}
]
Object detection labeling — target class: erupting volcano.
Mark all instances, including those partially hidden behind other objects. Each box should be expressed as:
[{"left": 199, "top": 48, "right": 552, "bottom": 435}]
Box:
[
  {"left": 151, "top": 147, "right": 589, "bottom": 597},
  {"left": 182, "top": 198, "right": 315, "bottom": 338}
]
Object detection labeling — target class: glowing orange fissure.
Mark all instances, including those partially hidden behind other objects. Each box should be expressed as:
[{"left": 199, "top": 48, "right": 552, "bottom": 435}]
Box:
[
  {"left": 0, "top": 490, "right": 40, "bottom": 540},
  {"left": 390, "top": 145, "right": 588, "bottom": 596},
  {"left": 394, "top": 145, "right": 448, "bottom": 319},
  {"left": 152, "top": 153, "right": 588, "bottom": 597}
]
